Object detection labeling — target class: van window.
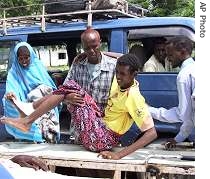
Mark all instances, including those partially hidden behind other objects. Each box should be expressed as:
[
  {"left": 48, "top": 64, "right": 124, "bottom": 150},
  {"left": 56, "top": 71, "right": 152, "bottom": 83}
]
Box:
[
  {"left": 33, "top": 45, "right": 69, "bottom": 72},
  {"left": 58, "top": 53, "right": 66, "bottom": 60},
  {"left": 129, "top": 38, "right": 181, "bottom": 73},
  {"left": 127, "top": 26, "right": 195, "bottom": 73},
  {"left": 0, "top": 41, "right": 18, "bottom": 81}
]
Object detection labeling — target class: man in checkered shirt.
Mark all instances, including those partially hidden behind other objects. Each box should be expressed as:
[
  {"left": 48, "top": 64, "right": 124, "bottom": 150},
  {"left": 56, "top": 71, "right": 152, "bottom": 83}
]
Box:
[{"left": 63, "top": 28, "right": 117, "bottom": 143}]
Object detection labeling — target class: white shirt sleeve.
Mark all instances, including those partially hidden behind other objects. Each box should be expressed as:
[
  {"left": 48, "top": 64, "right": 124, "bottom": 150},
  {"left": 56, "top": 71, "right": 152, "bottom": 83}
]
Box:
[
  {"left": 174, "top": 80, "right": 194, "bottom": 142},
  {"left": 149, "top": 77, "right": 194, "bottom": 142}
]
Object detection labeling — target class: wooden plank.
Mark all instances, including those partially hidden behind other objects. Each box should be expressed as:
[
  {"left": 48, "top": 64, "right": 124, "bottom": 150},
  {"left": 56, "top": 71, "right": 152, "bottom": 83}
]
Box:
[
  {"left": 113, "top": 170, "right": 121, "bottom": 179},
  {"left": 40, "top": 158, "right": 146, "bottom": 172},
  {"left": 0, "top": 142, "right": 194, "bottom": 176},
  {"left": 146, "top": 164, "right": 195, "bottom": 175}
]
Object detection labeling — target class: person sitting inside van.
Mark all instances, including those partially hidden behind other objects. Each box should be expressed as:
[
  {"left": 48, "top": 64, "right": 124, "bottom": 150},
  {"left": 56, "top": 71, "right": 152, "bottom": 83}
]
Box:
[
  {"left": 143, "top": 37, "right": 169, "bottom": 72},
  {"left": 129, "top": 44, "right": 147, "bottom": 70}
]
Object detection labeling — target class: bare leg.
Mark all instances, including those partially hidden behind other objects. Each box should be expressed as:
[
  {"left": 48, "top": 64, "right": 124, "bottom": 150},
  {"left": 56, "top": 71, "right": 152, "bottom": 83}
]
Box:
[
  {"left": 1, "top": 94, "right": 64, "bottom": 132},
  {"left": 32, "top": 94, "right": 52, "bottom": 109}
]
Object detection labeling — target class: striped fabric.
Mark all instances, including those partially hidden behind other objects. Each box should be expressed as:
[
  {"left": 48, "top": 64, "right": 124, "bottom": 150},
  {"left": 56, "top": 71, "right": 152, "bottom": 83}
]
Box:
[{"left": 53, "top": 80, "right": 120, "bottom": 152}]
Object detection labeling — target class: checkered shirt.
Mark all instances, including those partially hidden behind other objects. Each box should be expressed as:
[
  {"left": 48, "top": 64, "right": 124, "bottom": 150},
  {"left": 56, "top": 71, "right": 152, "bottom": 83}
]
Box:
[{"left": 64, "top": 53, "right": 117, "bottom": 112}]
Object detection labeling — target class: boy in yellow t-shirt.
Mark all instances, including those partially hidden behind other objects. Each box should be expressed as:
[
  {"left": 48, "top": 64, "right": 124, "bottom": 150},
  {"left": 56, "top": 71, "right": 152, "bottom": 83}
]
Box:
[
  {"left": 103, "top": 75, "right": 154, "bottom": 147},
  {"left": 1, "top": 54, "right": 157, "bottom": 160}
]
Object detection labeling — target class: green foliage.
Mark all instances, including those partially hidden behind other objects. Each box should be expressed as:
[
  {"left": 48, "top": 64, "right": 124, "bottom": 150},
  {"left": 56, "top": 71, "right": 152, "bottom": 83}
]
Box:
[
  {"left": 172, "top": 0, "right": 194, "bottom": 17},
  {"left": 128, "top": 0, "right": 194, "bottom": 17},
  {"left": 1, "top": 0, "right": 194, "bottom": 18},
  {"left": 129, "top": 0, "right": 150, "bottom": 8},
  {"left": 0, "top": 0, "right": 42, "bottom": 18}
]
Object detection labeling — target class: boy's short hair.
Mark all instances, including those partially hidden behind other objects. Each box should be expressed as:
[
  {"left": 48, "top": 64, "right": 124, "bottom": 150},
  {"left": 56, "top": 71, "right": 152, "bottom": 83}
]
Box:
[{"left": 117, "top": 53, "right": 142, "bottom": 73}]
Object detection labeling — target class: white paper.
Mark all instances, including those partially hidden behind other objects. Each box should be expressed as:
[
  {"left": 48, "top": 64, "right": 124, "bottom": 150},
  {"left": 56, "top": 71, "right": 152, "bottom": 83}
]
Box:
[{"left": 13, "top": 99, "right": 34, "bottom": 116}]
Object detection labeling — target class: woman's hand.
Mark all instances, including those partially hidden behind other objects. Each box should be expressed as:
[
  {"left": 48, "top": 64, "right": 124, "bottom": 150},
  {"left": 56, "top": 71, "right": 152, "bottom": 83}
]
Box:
[
  {"left": 5, "top": 92, "right": 16, "bottom": 101},
  {"left": 98, "top": 151, "right": 121, "bottom": 160},
  {"left": 11, "top": 155, "right": 49, "bottom": 171}
]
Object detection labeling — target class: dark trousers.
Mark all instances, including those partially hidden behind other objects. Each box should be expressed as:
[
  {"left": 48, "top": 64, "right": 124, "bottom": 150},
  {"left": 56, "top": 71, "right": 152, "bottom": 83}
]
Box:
[
  {"left": 119, "top": 122, "right": 141, "bottom": 147},
  {"left": 0, "top": 124, "right": 14, "bottom": 141}
]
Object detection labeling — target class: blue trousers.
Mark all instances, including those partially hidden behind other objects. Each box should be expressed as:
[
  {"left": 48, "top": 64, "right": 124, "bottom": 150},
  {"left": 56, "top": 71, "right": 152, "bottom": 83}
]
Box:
[
  {"left": 0, "top": 124, "right": 14, "bottom": 142},
  {"left": 119, "top": 122, "right": 141, "bottom": 147}
]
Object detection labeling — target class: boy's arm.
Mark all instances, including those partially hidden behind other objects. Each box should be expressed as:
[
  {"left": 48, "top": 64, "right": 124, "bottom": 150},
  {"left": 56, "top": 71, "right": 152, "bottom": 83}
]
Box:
[
  {"left": 115, "top": 87, "right": 157, "bottom": 159},
  {"left": 98, "top": 86, "right": 157, "bottom": 160},
  {"left": 98, "top": 126, "right": 157, "bottom": 160},
  {"left": 117, "top": 126, "right": 157, "bottom": 159}
]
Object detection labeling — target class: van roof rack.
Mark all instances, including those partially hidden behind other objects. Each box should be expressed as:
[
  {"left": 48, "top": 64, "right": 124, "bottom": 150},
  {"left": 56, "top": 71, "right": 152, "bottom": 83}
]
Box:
[{"left": 0, "top": 0, "right": 148, "bottom": 36}]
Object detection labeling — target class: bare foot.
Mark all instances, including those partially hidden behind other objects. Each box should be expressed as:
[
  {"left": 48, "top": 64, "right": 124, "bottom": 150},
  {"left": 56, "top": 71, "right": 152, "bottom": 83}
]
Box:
[{"left": 0, "top": 117, "right": 30, "bottom": 132}]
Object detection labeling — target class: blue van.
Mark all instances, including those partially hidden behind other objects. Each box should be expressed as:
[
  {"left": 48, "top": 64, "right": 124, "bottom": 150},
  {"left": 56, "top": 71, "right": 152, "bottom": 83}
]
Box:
[{"left": 0, "top": 9, "right": 195, "bottom": 140}]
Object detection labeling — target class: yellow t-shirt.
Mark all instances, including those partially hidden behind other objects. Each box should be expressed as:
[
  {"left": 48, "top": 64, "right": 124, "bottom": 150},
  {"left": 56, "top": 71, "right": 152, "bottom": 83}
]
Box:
[{"left": 103, "top": 77, "right": 154, "bottom": 135}]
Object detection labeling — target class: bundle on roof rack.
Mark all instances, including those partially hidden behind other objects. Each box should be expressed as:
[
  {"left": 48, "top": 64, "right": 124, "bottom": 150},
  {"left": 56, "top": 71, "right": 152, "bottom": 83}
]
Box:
[
  {"left": 44, "top": 0, "right": 86, "bottom": 14},
  {"left": 91, "top": 0, "right": 128, "bottom": 12},
  {"left": 44, "top": 0, "right": 128, "bottom": 13},
  {"left": 0, "top": 0, "right": 148, "bottom": 36},
  {"left": 44, "top": 0, "right": 146, "bottom": 17}
]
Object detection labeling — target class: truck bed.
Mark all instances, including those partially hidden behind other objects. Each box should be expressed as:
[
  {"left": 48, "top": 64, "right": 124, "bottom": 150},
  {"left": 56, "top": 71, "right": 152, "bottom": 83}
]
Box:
[{"left": 0, "top": 139, "right": 194, "bottom": 178}]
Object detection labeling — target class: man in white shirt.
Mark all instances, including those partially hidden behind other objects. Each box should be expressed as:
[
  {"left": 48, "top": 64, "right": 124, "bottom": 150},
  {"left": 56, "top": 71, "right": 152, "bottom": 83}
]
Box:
[
  {"left": 143, "top": 37, "right": 168, "bottom": 72},
  {"left": 149, "top": 37, "right": 195, "bottom": 149}
]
